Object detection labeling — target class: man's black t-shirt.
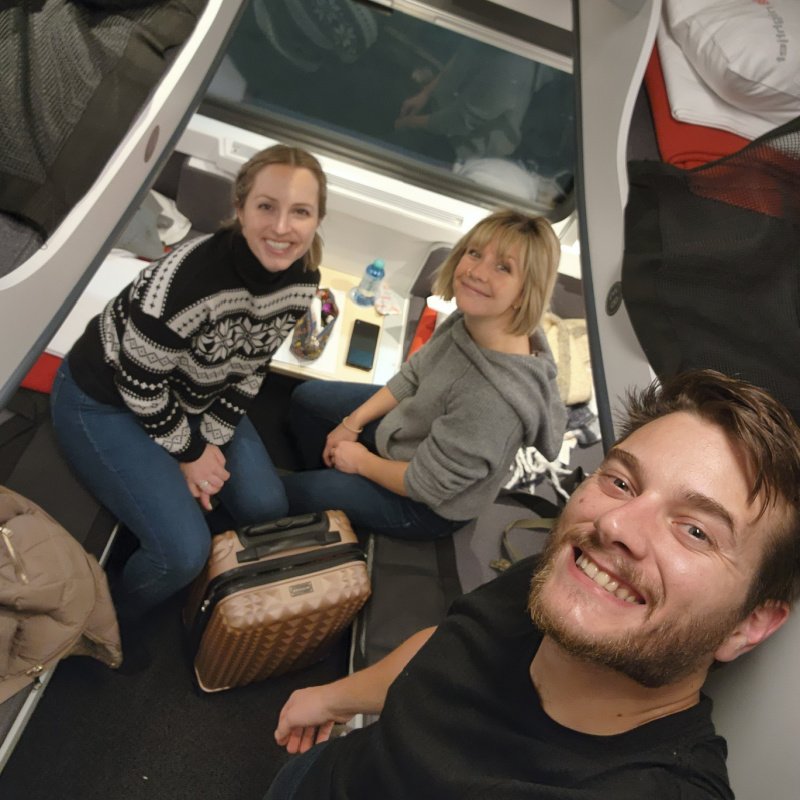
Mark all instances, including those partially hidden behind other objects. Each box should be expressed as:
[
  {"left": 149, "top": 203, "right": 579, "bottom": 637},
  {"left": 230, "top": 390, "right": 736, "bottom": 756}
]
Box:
[{"left": 294, "top": 557, "right": 733, "bottom": 799}]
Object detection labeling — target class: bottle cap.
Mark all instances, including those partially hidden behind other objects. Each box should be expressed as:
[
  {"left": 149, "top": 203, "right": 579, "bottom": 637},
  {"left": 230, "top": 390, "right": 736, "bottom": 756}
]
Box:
[{"left": 373, "top": 259, "right": 385, "bottom": 269}]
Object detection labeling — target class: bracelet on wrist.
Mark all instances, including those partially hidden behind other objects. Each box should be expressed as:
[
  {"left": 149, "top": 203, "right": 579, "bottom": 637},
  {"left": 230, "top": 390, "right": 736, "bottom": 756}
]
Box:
[{"left": 341, "top": 415, "right": 364, "bottom": 434}]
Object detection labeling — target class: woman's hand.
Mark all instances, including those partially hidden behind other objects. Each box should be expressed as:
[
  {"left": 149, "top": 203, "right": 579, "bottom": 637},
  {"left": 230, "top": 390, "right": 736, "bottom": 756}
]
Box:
[
  {"left": 322, "top": 423, "right": 359, "bottom": 468},
  {"left": 180, "top": 444, "right": 231, "bottom": 511},
  {"left": 398, "top": 83, "right": 432, "bottom": 119},
  {"left": 274, "top": 685, "right": 353, "bottom": 754},
  {"left": 328, "top": 440, "right": 369, "bottom": 475},
  {"left": 398, "top": 92, "right": 425, "bottom": 118},
  {"left": 320, "top": 387, "right": 400, "bottom": 467}
]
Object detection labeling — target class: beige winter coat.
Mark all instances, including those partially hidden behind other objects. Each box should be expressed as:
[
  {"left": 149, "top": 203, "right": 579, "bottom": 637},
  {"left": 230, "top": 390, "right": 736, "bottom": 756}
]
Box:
[{"left": 0, "top": 486, "right": 121, "bottom": 703}]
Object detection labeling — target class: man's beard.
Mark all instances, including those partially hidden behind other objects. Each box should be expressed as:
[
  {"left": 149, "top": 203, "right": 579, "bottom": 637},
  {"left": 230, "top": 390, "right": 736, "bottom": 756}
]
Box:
[{"left": 527, "top": 520, "right": 748, "bottom": 688}]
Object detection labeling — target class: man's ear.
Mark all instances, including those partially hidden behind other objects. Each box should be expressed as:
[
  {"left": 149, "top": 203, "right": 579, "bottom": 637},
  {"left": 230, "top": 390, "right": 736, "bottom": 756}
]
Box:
[{"left": 714, "top": 601, "right": 790, "bottom": 663}]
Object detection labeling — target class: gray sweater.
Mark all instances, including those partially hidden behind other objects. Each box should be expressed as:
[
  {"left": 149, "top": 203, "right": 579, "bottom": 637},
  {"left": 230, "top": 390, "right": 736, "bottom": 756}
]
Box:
[{"left": 376, "top": 312, "right": 566, "bottom": 521}]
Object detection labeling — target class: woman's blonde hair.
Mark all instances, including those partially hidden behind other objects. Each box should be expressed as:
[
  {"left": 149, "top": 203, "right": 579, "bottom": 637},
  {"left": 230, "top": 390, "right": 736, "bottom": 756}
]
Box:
[
  {"left": 432, "top": 209, "right": 561, "bottom": 336},
  {"left": 226, "top": 144, "right": 327, "bottom": 271}
]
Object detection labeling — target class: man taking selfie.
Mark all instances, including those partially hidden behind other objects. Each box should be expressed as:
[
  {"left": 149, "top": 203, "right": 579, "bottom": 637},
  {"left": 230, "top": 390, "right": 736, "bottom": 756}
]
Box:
[{"left": 266, "top": 369, "right": 800, "bottom": 800}]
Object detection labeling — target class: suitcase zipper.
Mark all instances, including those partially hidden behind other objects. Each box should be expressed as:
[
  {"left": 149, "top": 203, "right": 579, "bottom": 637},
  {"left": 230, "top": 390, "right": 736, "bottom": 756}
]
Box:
[
  {"left": 207, "top": 542, "right": 364, "bottom": 593},
  {"left": 188, "top": 545, "right": 366, "bottom": 655}
]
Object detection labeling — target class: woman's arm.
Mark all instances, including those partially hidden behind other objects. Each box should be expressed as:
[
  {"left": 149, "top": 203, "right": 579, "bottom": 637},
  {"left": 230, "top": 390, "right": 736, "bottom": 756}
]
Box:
[
  {"left": 395, "top": 54, "right": 456, "bottom": 127},
  {"left": 274, "top": 626, "right": 436, "bottom": 754},
  {"left": 114, "top": 312, "right": 204, "bottom": 460},
  {"left": 199, "top": 366, "right": 269, "bottom": 451},
  {"left": 322, "top": 385, "right": 399, "bottom": 467},
  {"left": 345, "top": 384, "right": 399, "bottom": 430},
  {"left": 330, "top": 444, "right": 410, "bottom": 496}
]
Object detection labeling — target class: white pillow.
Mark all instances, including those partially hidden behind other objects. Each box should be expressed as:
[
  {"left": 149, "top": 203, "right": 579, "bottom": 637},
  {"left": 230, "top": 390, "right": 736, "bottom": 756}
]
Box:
[
  {"left": 657, "top": 22, "right": 775, "bottom": 139},
  {"left": 665, "top": 0, "right": 800, "bottom": 125},
  {"left": 453, "top": 157, "right": 540, "bottom": 203}
]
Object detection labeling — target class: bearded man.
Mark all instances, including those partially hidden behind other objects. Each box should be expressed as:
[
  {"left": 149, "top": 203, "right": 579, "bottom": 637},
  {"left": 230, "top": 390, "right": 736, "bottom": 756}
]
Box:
[{"left": 264, "top": 369, "right": 800, "bottom": 800}]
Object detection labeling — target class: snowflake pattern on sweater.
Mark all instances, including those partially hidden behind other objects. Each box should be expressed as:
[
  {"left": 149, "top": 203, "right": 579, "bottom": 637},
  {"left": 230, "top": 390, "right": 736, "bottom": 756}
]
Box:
[{"left": 69, "top": 230, "right": 319, "bottom": 461}]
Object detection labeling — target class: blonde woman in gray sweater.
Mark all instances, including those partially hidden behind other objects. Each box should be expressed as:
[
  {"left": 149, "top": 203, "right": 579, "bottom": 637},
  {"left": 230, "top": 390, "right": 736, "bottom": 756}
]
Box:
[{"left": 281, "top": 209, "right": 567, "bottom": 539}]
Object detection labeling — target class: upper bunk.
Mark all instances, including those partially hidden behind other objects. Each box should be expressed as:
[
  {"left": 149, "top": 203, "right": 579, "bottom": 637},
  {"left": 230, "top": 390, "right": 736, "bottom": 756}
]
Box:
[{"left": 0, "top": 0, "right": 250, "bottom": 409}]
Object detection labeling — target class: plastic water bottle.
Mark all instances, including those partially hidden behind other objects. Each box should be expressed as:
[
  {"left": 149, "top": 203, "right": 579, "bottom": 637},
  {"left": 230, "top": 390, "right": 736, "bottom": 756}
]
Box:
[{"left": 350, "top": 259, "right": 385, "bottom": 306}]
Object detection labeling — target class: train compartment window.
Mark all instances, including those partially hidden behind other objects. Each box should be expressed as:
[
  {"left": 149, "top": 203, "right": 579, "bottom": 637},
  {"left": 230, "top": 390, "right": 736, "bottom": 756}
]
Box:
[{"left": 203, "top": 0, "right": 575, "bottom": 217}]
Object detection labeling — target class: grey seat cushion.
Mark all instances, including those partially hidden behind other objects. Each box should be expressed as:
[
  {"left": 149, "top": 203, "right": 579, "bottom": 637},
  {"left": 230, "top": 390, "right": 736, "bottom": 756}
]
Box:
[
  {"left": 0, "top": 0, "right": 207, "bottom": 237},
  {"left": 0, "top": 213, "right": 44, "bottom": 279}
]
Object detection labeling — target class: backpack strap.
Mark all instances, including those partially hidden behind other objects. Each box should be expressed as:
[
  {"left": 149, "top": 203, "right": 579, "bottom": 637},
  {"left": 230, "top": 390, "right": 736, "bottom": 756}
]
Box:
[
  {"left": 491, "top": 468, "right": 587, "bottom": 573},
  {"left": 491, "top": 516, "right": 557, "bottom": 573}
]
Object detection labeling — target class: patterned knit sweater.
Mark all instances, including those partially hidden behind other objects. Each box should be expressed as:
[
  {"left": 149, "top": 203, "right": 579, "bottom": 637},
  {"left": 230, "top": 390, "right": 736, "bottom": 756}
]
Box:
[{"left": 68, "top": 229, "right": 320, "bottom": 462}]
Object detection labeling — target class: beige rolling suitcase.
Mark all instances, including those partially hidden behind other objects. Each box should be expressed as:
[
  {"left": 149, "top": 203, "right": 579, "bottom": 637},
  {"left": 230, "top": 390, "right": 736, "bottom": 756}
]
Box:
[{"left": 183, "top": 510, "right": 370, "bottom": 692}]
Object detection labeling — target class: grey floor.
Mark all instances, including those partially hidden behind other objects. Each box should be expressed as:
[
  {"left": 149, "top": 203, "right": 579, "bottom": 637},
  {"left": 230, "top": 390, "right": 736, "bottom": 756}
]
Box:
[
  {"left": 0, "top": 589, "right": 349, "bottom": 800},
  {"left": 0, "top": 373, "right": 346, "bottom": 799}
]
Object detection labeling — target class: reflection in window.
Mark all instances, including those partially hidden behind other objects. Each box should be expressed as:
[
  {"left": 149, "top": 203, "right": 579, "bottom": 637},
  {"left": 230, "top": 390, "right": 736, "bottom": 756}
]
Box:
[{"left": 206, "top": 0, "right": 575, "bottom": 213}]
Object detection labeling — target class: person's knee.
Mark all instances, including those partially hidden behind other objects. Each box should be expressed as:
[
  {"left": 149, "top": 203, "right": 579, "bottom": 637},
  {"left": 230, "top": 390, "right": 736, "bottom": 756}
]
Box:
[
  {"left": 162, "top": 534, "right": 211, "bottom": 589},
  {"left": 290, "top": 380, "right": 321, "bottom": 414},
  {"left": 234, "top": 491, "right": 289, "bottom": 526},
  {"left": 223, "top": 467, "right": 289, "bottom": 525},
  {"left": 117, "top": 527, "right": 211, "bottom": 616}
]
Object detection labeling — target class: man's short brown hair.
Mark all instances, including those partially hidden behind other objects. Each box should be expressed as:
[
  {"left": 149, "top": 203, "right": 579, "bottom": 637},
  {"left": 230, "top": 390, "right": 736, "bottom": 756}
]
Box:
[{"left": 619, "top": 369, "right": 800, "bottom": 609}]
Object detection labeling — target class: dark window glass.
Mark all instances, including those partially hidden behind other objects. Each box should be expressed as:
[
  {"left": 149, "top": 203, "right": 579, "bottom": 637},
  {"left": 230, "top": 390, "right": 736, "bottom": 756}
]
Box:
[{"left": 205, "top": 0, "right": 575, "bottom": 215}]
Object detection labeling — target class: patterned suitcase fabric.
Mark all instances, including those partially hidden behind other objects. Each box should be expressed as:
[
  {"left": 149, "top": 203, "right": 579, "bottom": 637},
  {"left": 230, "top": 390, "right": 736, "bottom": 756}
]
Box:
[{"left": 184, "top": 510, "right": 370, "bottom": 692}]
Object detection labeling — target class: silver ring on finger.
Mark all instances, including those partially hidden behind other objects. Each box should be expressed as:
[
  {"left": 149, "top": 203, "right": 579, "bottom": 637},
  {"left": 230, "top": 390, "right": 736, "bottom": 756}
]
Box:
[{"left": 199, "top": 480, "right": 211, "bottom": 489}]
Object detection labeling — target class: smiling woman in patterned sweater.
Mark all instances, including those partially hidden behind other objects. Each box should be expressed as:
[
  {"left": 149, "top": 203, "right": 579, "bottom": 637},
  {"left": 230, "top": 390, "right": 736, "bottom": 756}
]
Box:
[{"left": 50, "top": 144, "right": 324, "bottom": 636}]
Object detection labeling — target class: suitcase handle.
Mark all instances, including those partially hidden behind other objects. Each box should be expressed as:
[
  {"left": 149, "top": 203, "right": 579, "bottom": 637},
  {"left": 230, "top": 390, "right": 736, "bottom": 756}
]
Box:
[
  {"left": 236, "top": 529, "right": 341, "bottom": 563},
  {"left": 236, "top": 513, "right": 341, "bottom": 563},
  {"left": 238, "top": 512, "right": 325, "bottom": 539}
]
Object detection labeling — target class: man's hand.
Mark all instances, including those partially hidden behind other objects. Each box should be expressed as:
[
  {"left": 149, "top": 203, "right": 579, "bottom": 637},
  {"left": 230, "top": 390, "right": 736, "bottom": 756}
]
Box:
[
  {"left": 179, "top": 444, "right": 230, "bottom": 511},
  {"left": 274, "top": 685, "right": 353, "bottom": 754},
  {"left": 274, "top": 627, "right": 437, "bottom": 755}
]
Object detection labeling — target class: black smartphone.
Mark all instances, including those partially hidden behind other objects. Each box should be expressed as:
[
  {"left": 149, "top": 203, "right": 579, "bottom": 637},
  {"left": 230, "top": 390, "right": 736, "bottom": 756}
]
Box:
[{"left": 346, "top": 319, "right": 380, "bottom": 371}]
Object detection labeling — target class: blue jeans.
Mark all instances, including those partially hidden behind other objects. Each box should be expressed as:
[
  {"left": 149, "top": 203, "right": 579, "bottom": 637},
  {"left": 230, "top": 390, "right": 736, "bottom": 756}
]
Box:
[
  {"left": 264, "top": 742, "right": 330, "bottom": 800},
  {"left": 281, "top": 380, "right": 466, "bottom": 540},
  {"left": 50, "top": 361, "right": 288, "bottom": 619}
]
